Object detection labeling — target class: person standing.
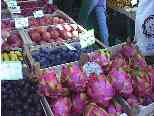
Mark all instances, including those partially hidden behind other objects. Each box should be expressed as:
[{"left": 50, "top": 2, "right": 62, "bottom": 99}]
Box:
[{"left": 79, "top": 0, "right": 109, "bottom": 46}]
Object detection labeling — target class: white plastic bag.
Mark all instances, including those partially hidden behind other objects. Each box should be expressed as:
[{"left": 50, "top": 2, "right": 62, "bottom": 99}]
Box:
[{"left": 135, "top": 0, "right": 154, "bottom": 56}]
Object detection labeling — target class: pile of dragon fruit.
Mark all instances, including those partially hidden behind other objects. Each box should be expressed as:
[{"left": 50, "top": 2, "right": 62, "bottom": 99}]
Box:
[{"left": 38, "top": 43, "right": 154, "bottom": 116}]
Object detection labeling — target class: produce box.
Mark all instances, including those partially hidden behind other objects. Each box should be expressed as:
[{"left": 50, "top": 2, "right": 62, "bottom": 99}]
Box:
[
  {"left": 37, "top": 42, "right": 154, "bottom": 116},
  {"left": 23, "top": 23, "right": 82, "bottom": 47},
  {"left": 26, "top": 42, "right": 100, "bottom": 69}
]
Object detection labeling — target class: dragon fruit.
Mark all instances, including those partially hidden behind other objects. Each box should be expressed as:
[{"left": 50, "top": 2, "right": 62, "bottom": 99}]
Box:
[
  {"left": 108, "top": 100, "right": 123, "bottom": 116},
  {"left": 110, "top": 54, "right": 127, "bottom": 71},
  {"left": 72, "top": 93, "right": 88, "bottom": 115},
  {"left": 61, "top": 64, "right": 70, "bottom": 84},
  {"left": 38, "top": 69, "right": 69, "bottom": 98},
  {"left": 89, "top": 50, "right": 110, "bottom": 66},
  {"left": 108, "top": 104, "right": 117, "bottom": 116},
  {"left": 84, "top": 103, "right": 109, "bottom": 116},
  {"left": 87, "top": 75, "right": 114, "bottom": 107},
  {"left": 132, "top": 67, "right": 152, "bottom": 97},
  {"left": 67, "top": 64, "right": 87, "bottom": 92},
  {"left": 52, "top": 97, "right": 72, "bottom": 116},
  {"left": 129, "top": 53, "right": 147, "bottom": 67},
  {"left": 127, "top": 95, "right": 140, "bottom": 107},
  {"left": 121, "top": 43, "right": 137, "bottom": 58},
  {"left": 109, "top": 70, "right": 133, "bottom": 96}
]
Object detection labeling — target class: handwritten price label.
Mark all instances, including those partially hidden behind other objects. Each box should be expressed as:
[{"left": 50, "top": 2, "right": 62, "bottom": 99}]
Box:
[
  {"left": 83, "top": 62, "right": 102, "bottom": 77},
  {"left": 33, "top": 10, "right": 44, "bottom": 18},
  {"left": 15, "top": 17, "right": 28, "bottom": 29},
  {"left": 6, "top": 0, "right": 21, "bottom": 13},
  {"left": 80, "top": 29, "right": 95, "bottom": 48},
  {"left": 0, "top": 61, "right": 23, "bottom": 80}
]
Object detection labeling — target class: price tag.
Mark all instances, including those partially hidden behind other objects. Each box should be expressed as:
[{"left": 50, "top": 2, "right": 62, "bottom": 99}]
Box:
[
  {"left": 10, "top": 6, "right": 21, "bottom": 13},
  {"left": 6, "top": 0, "right": 21, "bottom": 13},
  {"left": 0, "top": 61, "right": 23, "bottom": 80},
  {"left": 6, "top": 0, "right": 17, "bottom": 7},
  {"left": 80, "top": 29, "right": 95, "bottom": 48},
  {"left": 48, "top": 0, "right": 53, "bottom": 4},
  {"left": 131, "top": 0, "right": 138, "bottom": 6},
  {"left": 15, "top": 17, "right": 28, "bottom": 29},
  {"left": 64, "top": 43, "right": 76, "bottom": 50},
  {"left": 33, "top": 10, "right": 44, "bottom": 18},
  {"left": 120, "top": 113, "right": 128, "bottom": 116},
  {"left": 83, "top": 62, "right": 102, "bottom": 77}
]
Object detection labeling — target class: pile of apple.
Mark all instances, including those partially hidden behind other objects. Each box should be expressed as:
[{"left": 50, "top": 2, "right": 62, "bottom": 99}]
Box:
[
  {"left": 29, "top": 24, "right": 80, "bottom": 44},
  {"left": 29, "top": 15, "right": 70, "bottom": 28}
]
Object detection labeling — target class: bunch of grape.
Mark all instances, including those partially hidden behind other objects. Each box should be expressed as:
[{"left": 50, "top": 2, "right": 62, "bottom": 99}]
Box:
[{"left": 1, "top": 80, "right": 44, "bottom": 116}]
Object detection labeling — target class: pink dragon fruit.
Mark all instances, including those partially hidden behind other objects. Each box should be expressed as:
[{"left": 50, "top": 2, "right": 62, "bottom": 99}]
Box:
[
  {"left": 52, "top": 97, "right": 72, "bottom": 116},
  {"left": 72, "top": 93, "right": 88, "bottom": 115},
  {"left": 110, "top": 54, "right": 126, "bottom": 71},
  {"left": 132, "top": 54, "right": 147, "bottom": 67},
  {"left": 84, "top": 103, "right": 109, "bottom": 116},
  {"left": 108, "top": 101, "right": 123, "bottom": 116},
  {"left": 87, "top": 75, "right": 114, "bottom": 107},
  {"left": 61, "top": 64, "right": 70, "bottom": 84},
  {"left": 39, "top": 70, "right": 68, "bottom": 98},
  {"left": 67, "top": 64, "right": 87, "bottom": 92},
  {"left": 109, "top": 70, "right": 133, "bottom": 96},
  {"left": 121, "top": 43, "right": 137, "bottom": 58},
  {"left": 108, "top": 104, "right": 117, "bottom": 116},
  {"left": 132, "top": 67, "right": 152, "bottom": 97},
  {"left": 89, "top": 50, "right": 110, "bottom": 66},
  {"left": 127, "top": 95, "right": 140, "bottom": 107}
]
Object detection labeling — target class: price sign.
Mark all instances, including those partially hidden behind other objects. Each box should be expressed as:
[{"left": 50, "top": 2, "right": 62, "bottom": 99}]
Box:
[
  {"left": 0, "top": 61, "right": 23, "bottom": 80},
  {"left": 83, "top": 62, "right": 102, "bottom": 77},
  {"left": 33, "top": 10, "right": 44, "bottom": 18},
  {"left": 120, "top": 113, "right": 128, "bottom": 116},
  {"left": 15, "top": 17, "right": 28, "bottom": 29},
  {"left": 6, "top": 0, "right": 21, "bottom": 13},
  {"left": 48, "top": 0, "right": 53, "bottom": 4},
  {"left": 64, "top": 43, "right": 76, "bottom": 50},
  {"left": 80, "top": 29, "right": 95, "bottom": 48}
]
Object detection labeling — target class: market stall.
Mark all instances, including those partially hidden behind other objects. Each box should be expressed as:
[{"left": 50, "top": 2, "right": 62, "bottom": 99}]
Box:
[{"left": 1, "top": 0, "right": 154, "bottom": 116}]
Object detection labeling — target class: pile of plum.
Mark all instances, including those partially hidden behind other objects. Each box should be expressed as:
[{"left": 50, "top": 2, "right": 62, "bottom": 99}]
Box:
[{"left": 32, "top": 43, "right": 99, "bottom": 68}]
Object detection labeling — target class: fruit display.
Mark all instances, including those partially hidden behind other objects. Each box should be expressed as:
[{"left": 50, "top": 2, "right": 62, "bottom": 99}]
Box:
[
  {"left": 1, "top": 80, "right": 44, "bottom": 116},
  {"left": 2, "top": 31, "right": 23, "bottom": 50},
  {"left": 28, "top": 15, "right": 74, "bottom": 28},
  {"left": 2, "top": 51, "right": 23, "bottom": 61},
  {"left": 108, "top": 0, "right": 132, "bottom": 8},
  {"left": 31, "top": 43, "right": 99, "bottom": 68},
  {"left": 37, "top": 43, "right": 154, "bottom": 116},
  {"left": 28, "top": 24, "right": 80, "bottom": 44}
]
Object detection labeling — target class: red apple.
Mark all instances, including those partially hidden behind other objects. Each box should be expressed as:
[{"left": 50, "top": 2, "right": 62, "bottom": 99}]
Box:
[
  {"left": 42, "top": 31, "right": 51, "bottom": 41},
  {"left": 72, "top": 31, "right": 79, "bottom": 37},
  {"left": 63, "top": 24, "right": 72, "bottom": 32},
  {"left": 30, "top": 31, "right": 41, "bottom": 43}
]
